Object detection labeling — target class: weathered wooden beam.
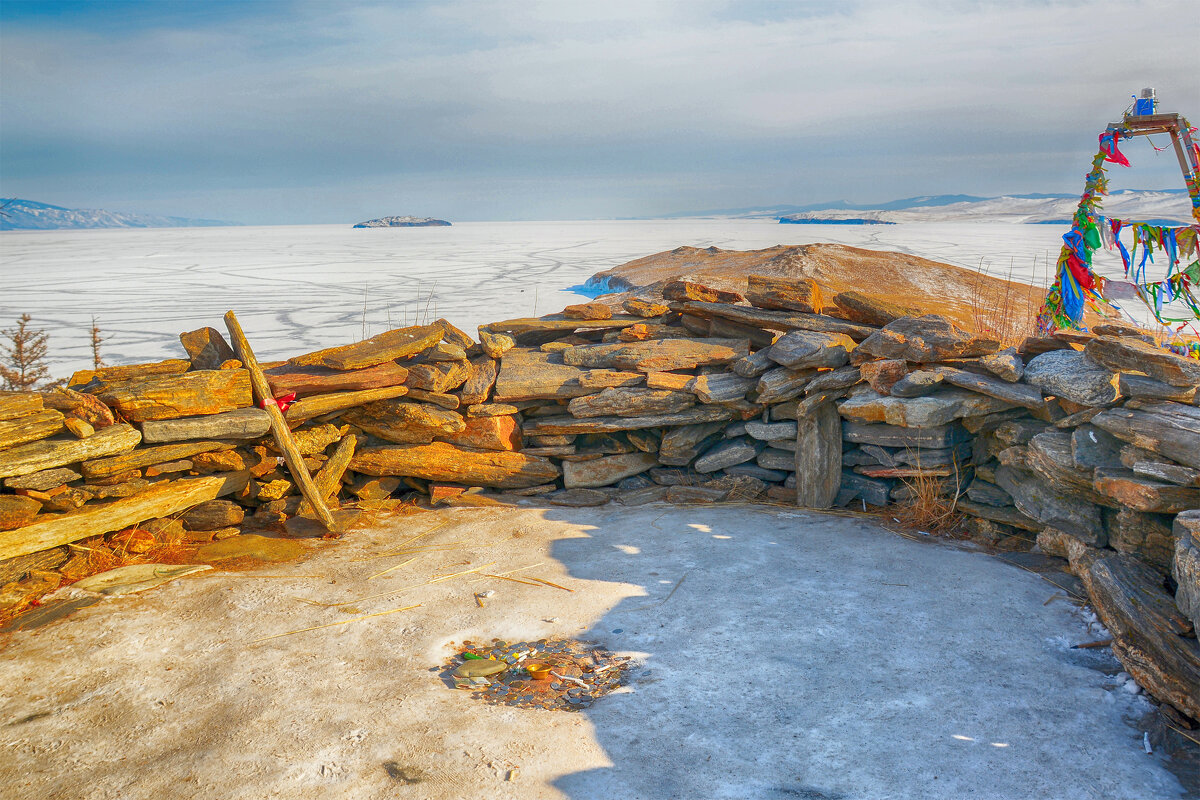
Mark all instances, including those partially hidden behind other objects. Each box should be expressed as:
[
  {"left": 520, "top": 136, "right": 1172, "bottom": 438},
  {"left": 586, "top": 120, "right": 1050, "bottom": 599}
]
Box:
[
  {"left": 0, "top": 423, "right": 141, "bottom": 479},
  {"left": 284, "top": 385, "right": 409, "bottom": 424},
  {"left": 0, "top": 476, "right": 225, "bottom": 562},
  {"left": 225, "top": 311, "right": 338, "bottom": 532}
]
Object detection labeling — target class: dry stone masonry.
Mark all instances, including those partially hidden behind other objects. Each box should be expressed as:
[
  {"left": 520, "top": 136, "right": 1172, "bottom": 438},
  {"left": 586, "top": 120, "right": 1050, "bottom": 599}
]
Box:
[{"left": 0, "top": 275, "right": 1197, "bottom": 721}]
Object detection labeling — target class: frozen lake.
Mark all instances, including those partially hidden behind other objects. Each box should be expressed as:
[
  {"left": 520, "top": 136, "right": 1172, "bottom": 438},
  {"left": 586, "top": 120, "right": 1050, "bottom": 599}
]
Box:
[{"left": 0, "top": 219, "right": 1111, "bottom": 378}]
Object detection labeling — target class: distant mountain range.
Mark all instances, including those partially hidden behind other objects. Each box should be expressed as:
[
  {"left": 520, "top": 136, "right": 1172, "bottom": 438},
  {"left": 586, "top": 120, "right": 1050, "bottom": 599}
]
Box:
[
  {"left": 0, "top": 198, "right": 238, "bottom": 230},
  {"left": 663, "top": 190, "right": 1194, "bottom": 225}
]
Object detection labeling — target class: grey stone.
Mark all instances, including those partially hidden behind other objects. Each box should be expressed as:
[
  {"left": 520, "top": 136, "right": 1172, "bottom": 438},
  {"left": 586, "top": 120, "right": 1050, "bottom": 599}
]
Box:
[
  {"left": 1118, "top": 373, "right": 1197, "bottom": 404},
  {"left": 745, "top": 420, "right": 797, "bottom": 441},
  {"left": 1172, "top": 511, "right": 1200, "bottom": 631},
  {"left": 889, "top": 370, "right": 944, "bottom": 398},
  {"left": 765, "top": 330, "right": 855, "bottom": 369},
  {"left": 980, "top": 347, "right": 1024, "bottom": 382},
  {"left": 1070, "top": 425, "right": 1124, "bottom": 470},
  {"left": 839, "top": 471, "right": 893, "bottom": 506},
  {"left": 562, "top": 452, "right": 657, "bottom": 488},
  {"left": 658, "top": 421, "right": 726, "bottom": 466},
  {"left": 994, "top": 465, "right": 1105, "bottom": 545},
  {"left": 1023, "top": 350, "right": 1119, "bottom": 407},
  {"left": 724, "top": 464, "right": 788, "bottom": 482},
  {"left": 966, "top": 478, "right": 1013, "bottom": 507},
  {"left": 1107, "top": 508, "right": 1175, "bottom": 572},
  {"left": 841, "top": 421, "right": 969, "bottom": 449},
  {"left": 694, "top": 437, "right": 763, "bottom": 473},
  {"left": 756, "top": 448, "right": 797, "bottom": 472}
]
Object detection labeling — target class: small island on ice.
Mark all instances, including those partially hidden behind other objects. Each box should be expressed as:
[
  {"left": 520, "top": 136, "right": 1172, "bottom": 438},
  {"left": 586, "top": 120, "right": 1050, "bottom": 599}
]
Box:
[{"left": 353, "top": 215, "right": 451, "bottom": 228}]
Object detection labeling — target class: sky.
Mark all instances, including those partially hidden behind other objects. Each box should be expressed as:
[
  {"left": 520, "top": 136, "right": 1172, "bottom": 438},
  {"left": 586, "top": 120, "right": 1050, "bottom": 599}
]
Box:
[{"left": 1, "top": 0, "right": 1196, "bottom": 225}]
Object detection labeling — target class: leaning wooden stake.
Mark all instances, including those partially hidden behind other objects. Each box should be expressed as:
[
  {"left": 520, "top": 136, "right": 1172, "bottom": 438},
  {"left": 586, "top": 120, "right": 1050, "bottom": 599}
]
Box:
[{"left": 224, "top": 311, "right": 338, "bottom": 532}]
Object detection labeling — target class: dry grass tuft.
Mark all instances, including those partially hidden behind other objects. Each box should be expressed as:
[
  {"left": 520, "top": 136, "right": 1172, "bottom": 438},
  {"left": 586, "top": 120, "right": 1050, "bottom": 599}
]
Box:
[
  {"left": 964, "top": 258, "right": 1041, "bottom": 348},
  {"left": 892, "top": 464, "right": 966, "bottom": 536}
]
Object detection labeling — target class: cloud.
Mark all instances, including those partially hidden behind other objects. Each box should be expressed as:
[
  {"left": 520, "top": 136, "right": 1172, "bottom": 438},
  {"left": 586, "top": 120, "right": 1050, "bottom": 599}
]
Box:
[{"left": 1, "top": 0, "right": 1195, "bottom": 222}]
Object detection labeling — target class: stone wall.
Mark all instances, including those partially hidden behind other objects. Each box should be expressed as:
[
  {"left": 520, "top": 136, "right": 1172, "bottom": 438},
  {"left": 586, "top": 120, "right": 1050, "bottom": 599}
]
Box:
[{"left": 0, "top": 277, "right": 1197, "bottom": 718}]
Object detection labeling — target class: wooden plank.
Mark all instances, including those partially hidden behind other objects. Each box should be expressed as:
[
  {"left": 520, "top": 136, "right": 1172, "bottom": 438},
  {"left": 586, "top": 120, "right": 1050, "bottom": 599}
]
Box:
[
  {"left": 300, "top": 434, "right": 358, "bottom": 515},
  {"left": 795, "top": 402, "right": 841, "bottom": 508},
  {"left": 284, "top": 385, "right": 409, "bottom": 424},
  {"left": 0, "top": 476, "right": 225, "bottom": 562},
  {"left": 0, "top": 423, "right": 142, "bottom": 479},
  {"left": 225, "top": 311, "right": 337, "bottom": 532},
  {"left": 287, "top": 324, "right": 443, "bottom": 370}
]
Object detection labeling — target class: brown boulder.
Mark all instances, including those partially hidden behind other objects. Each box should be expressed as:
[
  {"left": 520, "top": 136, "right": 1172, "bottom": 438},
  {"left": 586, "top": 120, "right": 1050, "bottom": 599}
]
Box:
[
  {"left": 179, "top": 327, "right": 237, "bottom": 371},
  {"left": 855, "top": 315, "right": 999, "bottom": 363},
  {"left": 563, "top": 302, "right": 613, "bottom": 320},
  {"left": 745, "top": 274, "right": 823, "bottom": 314},
  {"left": 662, "top": 280, "right": 745, "bottom": 304},
  {"left": 351, "top": 442, "right": 560, "bottom": 488},
  {"left": 343, "top": 400, "right": 465, "bottom": 444},
  {"left": 832, "top": 291, "right": 914, "bottom": 326},
  {"left": 437, "top": 415, "right": 522, "bottom": 451},
  {"left": 860, "top": 360, "right": 909, "bottom": 395}
]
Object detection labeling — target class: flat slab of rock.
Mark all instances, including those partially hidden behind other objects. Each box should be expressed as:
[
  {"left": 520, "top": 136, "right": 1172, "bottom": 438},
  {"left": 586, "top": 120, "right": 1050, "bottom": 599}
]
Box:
[
  {"left": 837, "top": 386, "right": 1014, "bottom": 428},
  {"left": 979, "top": 347, "right": 1024, "bottom": 382},
  {"left": 481, "top": 316, "right": 649, "bottom": 338},
  {"left": 523, "top": 405, "right": 736, "bottom": 436},
  {"left": 82, "top": 440, "right": 236, "bottom": 480},
  {"left": 694, "top": 437, "right": 762, "bottom": 473},
  {"left": 562, "top": 338, "right": 748, "bottom": 372},
  {"left": 841, "top": 421, "right": 968, "bottom": 449},
  {"left": 831, "top": 291, "right": 914, "bottom": 326},
  {"left": 766, "top": 330, "right": 855, "bottom": 370},
  {"left": 0, "top": 392, "right": 43, "bottom": 421},
  {"left": 1118, "top": 373, "right": 1196, "bottom": 403},
  {"left": 995, "top": 465, "right": 1104, "bottom": 545},
  {"left": 140, "top": 408, "right": 271, "bottom": 444},
  {"left": 932, "top": 366, "right": 1043, "bottom": 409},
  {"left": 1091, "top": 405, "right": 1200, "bottom": 469},
  {"left": 1023, "top": 350, "right": 1120, "bottom": 407},
  {"left": 0, "top": 409, "right": 64, "bottom": 451},
  {"left": 563, "top": 452, "right": 657, "bottom": 488},
  {"left": 95, "top": 369, "right": 253, "bottom": 423},
  {"left": 288, "top": 324, "right": 442, "bottom": 370},
  {"left": 1092, "top": 468, "right": 1200, "bottom": 514},
  {"left": 855, "top": 315, "right": 998, "bottom": 363},
  {"left": 342, "top": 400, "right": 464, "bottom": 444},
  {"left": 351, "top": 442, "right": 559, "bottom": 489},
  {"left": 663, "top": 280, "right": 745, "bottom": 303},
  {"left": 0, "top": 423, "right": 142, "bottom": 479},
  {"left": 672, "top": 301, "right": 876, "bottom": 340},
  {"left": 745, "top": 274, "right": 823, "bottom": 314},
  {"left": 492, "top": 349, "right": 592, "bottom": 403},
  {"left": 956, "top": 497, "right": 1040, "bottom": 531},
  {"left": 568, "top": 387, "right": 694, "bottom": 418},
  {"left": 1072, "top": 547, "right": 1200, "bottom": 719},
  {"left": 3, "top": 467, "right": 82, "bottom": 492},
  {"left": 1084, "top": 335, "right": 1200, "bottom": 387},
  {"left": 795, "top": 402, "right": 841, "bottom": 508},
  {"left": 745, "top": 420, "right": 797, "bottom": 441},
  {"left": 436, "top": 415, "right": 521, "bottom": 452},
  {"left": 264, "top": 361, "right": 410, "bottom": 396},
  {"left": 687, "top": 373, "right": 757, "bottom": 404}
]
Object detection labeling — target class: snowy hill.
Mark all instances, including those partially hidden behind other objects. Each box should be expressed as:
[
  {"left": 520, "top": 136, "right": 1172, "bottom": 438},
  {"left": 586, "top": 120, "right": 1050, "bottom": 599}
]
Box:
[
  {"left": 775, "top": 190, "right": 1193, "bottom": 225},
  {"left": 0, "top": 198, "right": 237, "bottom": 230}
]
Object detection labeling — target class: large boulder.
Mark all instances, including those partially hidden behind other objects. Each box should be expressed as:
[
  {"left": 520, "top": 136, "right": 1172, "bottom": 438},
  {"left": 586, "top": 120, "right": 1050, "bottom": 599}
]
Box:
[
  {"left": 854, "top": 315, "right": 999, "bottom": 363},
  {"left": 1023, "top": 350, "right": 1119, "bottom": 407}
]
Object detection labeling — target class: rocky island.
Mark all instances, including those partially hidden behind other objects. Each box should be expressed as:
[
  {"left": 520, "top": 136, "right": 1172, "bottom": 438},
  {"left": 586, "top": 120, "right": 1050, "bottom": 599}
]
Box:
[{"left": 353, "top": 215, "right": 451, "bottom": 228}]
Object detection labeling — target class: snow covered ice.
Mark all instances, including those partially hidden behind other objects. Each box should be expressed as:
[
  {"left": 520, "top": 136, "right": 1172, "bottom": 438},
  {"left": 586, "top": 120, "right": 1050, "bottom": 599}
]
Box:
[{"left": 0, "top": 219, "right": 1172, "bottom": 377}]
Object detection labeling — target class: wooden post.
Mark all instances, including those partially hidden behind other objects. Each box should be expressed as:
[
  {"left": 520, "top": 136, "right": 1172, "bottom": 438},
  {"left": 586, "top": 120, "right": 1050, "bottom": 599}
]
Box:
[{"left": 224, "top": 311, "right": 338, "bottom": 532}]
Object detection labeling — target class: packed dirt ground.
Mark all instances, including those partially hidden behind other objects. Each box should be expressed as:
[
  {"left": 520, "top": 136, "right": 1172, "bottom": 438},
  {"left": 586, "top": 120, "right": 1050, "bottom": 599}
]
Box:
[{"left": 0, "top": 503, "right": 1187, "bottom": 800}]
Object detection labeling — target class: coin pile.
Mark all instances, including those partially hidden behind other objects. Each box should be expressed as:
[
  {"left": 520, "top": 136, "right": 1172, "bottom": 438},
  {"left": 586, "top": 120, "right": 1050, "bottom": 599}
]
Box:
[{"left": 446, "top": 637, "right": 630, "bottom": 711}]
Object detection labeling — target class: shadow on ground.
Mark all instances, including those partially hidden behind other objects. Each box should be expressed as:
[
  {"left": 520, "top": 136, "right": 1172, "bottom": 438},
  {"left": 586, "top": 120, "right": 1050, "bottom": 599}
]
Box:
[{"left": 534, "top": 504, "right": 1183, "bottom": 800}]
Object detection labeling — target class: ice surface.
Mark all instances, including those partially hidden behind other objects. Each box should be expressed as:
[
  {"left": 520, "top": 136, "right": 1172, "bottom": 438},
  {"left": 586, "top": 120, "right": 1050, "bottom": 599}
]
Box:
[{"left": 0, "top": 220, "right": 1177, "bottom": 377}]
